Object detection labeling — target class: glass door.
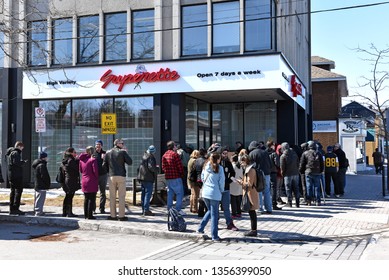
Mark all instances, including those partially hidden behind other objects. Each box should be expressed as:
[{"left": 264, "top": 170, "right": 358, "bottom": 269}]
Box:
[{"left": 198, "top": 126, "right": 211, "bottom": 150}]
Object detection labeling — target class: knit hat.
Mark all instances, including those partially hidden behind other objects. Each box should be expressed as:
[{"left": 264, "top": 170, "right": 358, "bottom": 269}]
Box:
[
  {"left": 95, "top": 139, "right": 103, "bottom": 146},
  {"left": 39, "top": 152, "right": 48, "bottom": 159},
  {"left": 147, "top": 145, "right": 156, "bottom": 154},
  {"left": 327, "top": 145, "right": 333, "bottom": 152}
]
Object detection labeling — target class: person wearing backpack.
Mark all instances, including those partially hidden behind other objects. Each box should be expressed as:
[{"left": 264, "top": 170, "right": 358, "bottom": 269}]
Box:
[
  {"left": 197, "top": 153, "right": 225, "bottom": 241},
  {"left": 137, "top": 145, "right": 158, "bottom": 216},
  {"left": 299, "top": 141, "right": 324, "bottom": 206},
  {"left": 280, "top": 142, "right": 300, "bottom": 208},
  {"left": 187, "top": 149, "right": 200, "bottom": 213},
  {"left": 32, "top": 152, "right": 51, "bottom": 216}
]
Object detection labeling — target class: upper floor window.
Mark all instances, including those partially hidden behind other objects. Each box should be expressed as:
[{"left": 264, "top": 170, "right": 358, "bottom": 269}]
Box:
[
  {"left": 245, "top": 0, "right": 272, "bottom": 51},
  {"left": 132, "top": 9, "right": 154, "bottom": 60},
  {"left": 28, "top": 21, "right": 48, "bottom": 66},
  {"left": 0, "top": 29, "right": 4, "bottom": 67},
  {"left": 213, "top": 1, "right": 240, "bottom": 54},
  {"left": 182, "top": 5, "right": 207, "bottom": 56},
  {"left": 78, "top": 15, "right": 99, "bottom": 63},
  {"left": 52, "top": 18, "right": 73, "bottom": 65},
  {"left": 105, "top": 12, "right": 127, "bottom": 62}
]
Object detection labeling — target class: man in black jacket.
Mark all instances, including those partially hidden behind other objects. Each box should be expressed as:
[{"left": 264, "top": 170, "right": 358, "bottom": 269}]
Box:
[
  {"left": 93, "top": 140, "right": 108, "bottom": 214},
  {"left": 333, "top": 143, "right": 347, "bottom": 196},
  {"left": 6, "top": 141, "right": 27, "bottom": 215},
  {"left": 32, "top": 152, "right": 51, "bottom": 216},
  {"left": 280, "top": 142, "right": 300, "bottom": 207}
]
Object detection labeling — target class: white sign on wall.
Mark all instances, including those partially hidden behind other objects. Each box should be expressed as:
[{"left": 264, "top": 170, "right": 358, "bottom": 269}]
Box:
[
  {"left": 339, "top": 118, "right": 366, "bottom": 136},
  {"left": 313, "top": 120, "right": 337, "bottom": 133}
]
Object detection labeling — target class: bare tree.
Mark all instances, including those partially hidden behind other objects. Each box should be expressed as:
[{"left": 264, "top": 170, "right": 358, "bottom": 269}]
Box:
[{"left": 352, "top": 43, "right": 389, "bottom": 190}]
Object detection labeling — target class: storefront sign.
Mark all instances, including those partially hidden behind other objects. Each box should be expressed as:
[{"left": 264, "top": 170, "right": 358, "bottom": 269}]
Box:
[
  {"left": 339, "top": 118, "right": 366, "bottom": 136},
  {"left": 312, "top": 120, "right": 337, "bottom": 133},
  {"left": 101, "top": 113, "right": 117, "bottom": 134},
  {"left": 291, "top": 75, "right": 303, "bottom": 98}
]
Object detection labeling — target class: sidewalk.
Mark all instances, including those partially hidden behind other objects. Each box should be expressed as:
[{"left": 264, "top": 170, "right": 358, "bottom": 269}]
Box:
[{"left": 1, "top": 168, "right": 389, "bottom": 243}]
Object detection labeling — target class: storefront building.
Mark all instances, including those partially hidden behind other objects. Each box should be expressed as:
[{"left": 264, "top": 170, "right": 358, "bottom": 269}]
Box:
[{"left": 1, "top": 0, "right": 311, "bottom": 183}]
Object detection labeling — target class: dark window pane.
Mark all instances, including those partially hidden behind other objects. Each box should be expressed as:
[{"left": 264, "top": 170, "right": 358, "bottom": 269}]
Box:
[
  {"left": 28, "top": 21, "right": 48, "bottom": 66},
  {"left": 53, "top": 19, "right": 73, "bottom": 65},
  {"left": 132, "top": 10, "right": 154, "bottom": 60},
  {"left": 245, "top": 0, "right": 271, "bottom": 51},
  {"left": 182, "top": 5, "right": 207, "bottom": 56},
  {"left": 213, "top": 1, "right": 240, "bottom": 54},
  {"left": 78, "top": 15, "right": 99, "bottom": 63},
  {"left": 105, "top": 12, "right": 127, "bottom": 61}
]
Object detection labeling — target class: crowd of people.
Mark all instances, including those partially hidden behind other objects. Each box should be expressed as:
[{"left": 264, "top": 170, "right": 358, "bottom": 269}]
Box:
[{"left": 2, "top": 138, "right": 352, "bottom": 239}]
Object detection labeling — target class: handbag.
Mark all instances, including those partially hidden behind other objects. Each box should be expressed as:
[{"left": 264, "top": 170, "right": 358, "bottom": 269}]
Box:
[{"left": 241, "top": 185, "right": 251, "bottom": 212}]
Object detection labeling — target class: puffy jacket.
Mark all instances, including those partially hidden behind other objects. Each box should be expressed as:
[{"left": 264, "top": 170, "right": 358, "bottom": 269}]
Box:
[
  {"left": 299, "top": 149, "right": 324, "bottom": 175},
  {"left": 79, "top": 153, "right": 99, "bottom": 193},
  {"left": 137, "top": 152, "right": 158, "bottom": 183},
  {"left": 6, "top": 147, "right": 25, "bottom": 182},
  {"left": 62, "top": 155, "right": 80, "bottom": 193},
  {"left": 103, "top": 146, "right": 133, "bottom": 177},
  {"left": 201, "top": 162, "right": 225, "bottom": 201},
  {"left": 267, "top": 148, "right": 279, "bottom": 174},
  {"left": 280, "top": 149, "right": 300, "bottom": 177},
  {"left": 32, "top": 159, "right": 51, "bottom": 190}
]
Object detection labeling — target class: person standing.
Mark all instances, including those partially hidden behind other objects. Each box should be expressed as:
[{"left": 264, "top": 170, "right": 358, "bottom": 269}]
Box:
[
  {"left": 187, "top": 149, "right": 200, "bottom": 213},
  {"left": 237, "top": 154, "right": 259, "bottom": 237},
  {"left": 280, "top": 142, "right": 300, "bottom": 207},
  {"left": 266, "top": 141, "right": 282, "bottom": 210},
  {"left": 137, "top": 145, "right": 158, "bottom": 216},
  {"left": 79, "top": 146, "right": 99, "bottom": 220},
  {"left": 372, "top": 148, "right": 384, "bottom": 175},
  {"left": 93, "top": 140, "right": 108, "bottom": 214},
  {"left": 197, "top": 153, "right": 225, "bottom": 241},
  {"left": 333, "top": 143, "right": 347, "bottom": 196},
  {"left": 32, "top": 152, "right": 51, "bottom": 216},
  {"left": 299, "top": 141, "right": 324, "bottom": 206},
  {"left": 324, "top": 146, "right": 339, "bottom": 197},
  {"left": 103, "top": 138, "right": 133, "bottom": 221},
  {"left": 62, "top": 147, "right": 80, "bottom": 217},
  {"left": 162, "top": 140, "right": 185, "bottom": 214},
  {"left": 6, "top": 141, "right": 27, "bottom": 215},
  {"left": 230, "top": 154, "right": 243, "bottom": 218}
]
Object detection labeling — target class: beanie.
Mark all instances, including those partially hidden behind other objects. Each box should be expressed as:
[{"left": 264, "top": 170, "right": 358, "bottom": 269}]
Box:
[
  {"left": 95, "top": 139, "right": 103, "bottom": 146},
  {"left": 147, "top": 145, "right": 156, "bottom": 154},
  {"left": 40, "top": 152, "right": 48, "bottom": 159},
  {"left": 327, "top": 145, "right": 333, "bottom": 152}
]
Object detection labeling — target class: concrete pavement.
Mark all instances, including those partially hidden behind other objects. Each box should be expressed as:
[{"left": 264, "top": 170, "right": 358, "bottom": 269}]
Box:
[{"left": 1, "top": 167, "right": 389, "bottom": 257}]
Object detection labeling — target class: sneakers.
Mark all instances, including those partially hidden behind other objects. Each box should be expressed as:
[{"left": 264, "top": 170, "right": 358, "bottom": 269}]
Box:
[
  {"left": 118, "top": 217, "right": 128, "bottom": 221},
  {"left": 335, "top": 194, "right": 341, "bottom": 198},
  {"left": 273, "top": 205, "right": 282, "bottom": 210},
  {"left": 244, "top": 230, "right": 257, "bottom": 237},
  {"left": 227, "top": 222, "right": 239, "bottom": 231},
  {"left": 325, "top": 194, "right": 331, "bottom": 198},
  {"left": 285, "top": 202, "right": 292, "bottom": 208},
  {"left": 143, "top": 210, "right": 155, "bottom": 216},
  {"left": 35, "top": 212, "right": 45, "bottom": 216},
  {"left": 10, "top": 210, "right": 25, "bottom": 216},
  {"left": 196, "top": 229, "right": 205, "bottom": 234},
  {"left": 100, "top": 209, "right": 106, "bottom": 214},
  {"left": 107, "top": 216, "right": 117, "bottom": 220}
]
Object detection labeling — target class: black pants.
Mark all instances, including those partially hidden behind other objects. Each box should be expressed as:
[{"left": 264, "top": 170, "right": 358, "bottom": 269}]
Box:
[
  {"left": 93, "top": 174, "right": 107, "bottom": 212},
  {"left": 84, "top": 192, "right": 97, "bottom": 218},
  {"left": 248, "top": 210, "right": 257, "bottom": 231},
  {"left": 270, "top": 173, "right": 278, "bottom": 205},
  {"left": 300, "top": 173, "right": 307, "bottom": 199},
  {"left": 63, "top": 191, "right": 75, "bottom": 216},
  {"left": 9, "top": 180, "right": 23, "bottom": 212},
  {"left": 230, "top": 194, "right": 242, "bottom": 216},
  {"left": 374, "top": 163, "right": 383, "bottom": 174},
  {"left": 325, "top": 172, "right": 339, "bottom": 195}
]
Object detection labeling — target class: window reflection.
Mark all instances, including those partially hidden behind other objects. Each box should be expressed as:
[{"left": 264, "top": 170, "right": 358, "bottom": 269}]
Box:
[
  {"left": 182, "top": 5, "right": 207, "bottom": 56},
  {"left": 28, "top": 21, "right": 47, "bottom": 66},
  {"left": 78, "top": 15, "right": 99, "bottom": 63},
  {"left": 132, "top": 10, "right": 154, "bottom": 60},
  {"left": 52, "top": 18, "right": 73, "bottom": 65},
  {"left": 105, "top": 13, "right": 127, "bottom": 61},
  {"left": 245, "top": 0, "right": 271, "bottom": 51}
]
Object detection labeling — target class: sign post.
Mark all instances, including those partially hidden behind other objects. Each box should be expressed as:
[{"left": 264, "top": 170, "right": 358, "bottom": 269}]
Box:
[{"left": 35, "top": 107, "right": 46, "bottom": 154}]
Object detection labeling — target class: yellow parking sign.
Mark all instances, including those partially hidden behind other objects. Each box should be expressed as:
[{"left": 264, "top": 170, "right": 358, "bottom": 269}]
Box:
[{"left": 101, "top": 113, "right": 117, "bottom": 134}]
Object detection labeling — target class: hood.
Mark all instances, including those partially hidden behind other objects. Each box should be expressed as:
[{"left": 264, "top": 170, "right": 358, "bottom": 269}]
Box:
[
  {"left": 32, "top": 158, "right": 45, "bottom": 169},
  {"left": 6, "top": 147, "right": 15, "bottom": 156},
  {"left": 308, "top": 141, "right": 317, "bottom": 150},
  {"left": 78, "top": 153, "right": 91, "bottom": 163},
  {"left": 281, "top": 142, "right": 290, "bottom": 153},
  {"left": 248, "top": 141, "right": 259, "bottom": 152}
]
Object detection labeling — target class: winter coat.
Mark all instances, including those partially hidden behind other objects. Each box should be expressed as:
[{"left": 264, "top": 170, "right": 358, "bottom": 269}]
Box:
[
  {"left": 299, "top": 149, "right": 324, "bottom": 176},
  {"left": 62, "top": 154, "right": 80, "bottom": 193},
  {"left": 201, "top": 162, "right": 225, "bottom": 201},
  {"left": 137, "top": 152, "right": 158, "bottom": 183},
  {"left": 79, "top": 153, "right": 98, "bottom": 193},
  {"left": 103, "top": 146, "right": 133, "bottom": 177},
  {"left": 334, "top": 148, "right": 348, "bottom": 169},
  {"left": 93, "top": 149, "right": 107, "bottom": 176},
  {"left": 6, "top": 147, "right": 25, "bottom": 183},
  {"left": 242, "top": 164, "right": 259, "bottom": 211},
  {"left": 248, "top": 142, "right": 272, "bottom": 175},
  {"left": 230, "top": 162, "right": 243, "bottom": 196},
  {"left": 267, "top": 148, "right": 279, "bottom": 174},
  {"left": 32, "top": 159, "right": 51, "bottom": 190},
  {"left": 220, "top": 158, "right": 235, "bottom": 191},
  {"left": 280, "top": 149, "right": 300, "bottom": 177}
]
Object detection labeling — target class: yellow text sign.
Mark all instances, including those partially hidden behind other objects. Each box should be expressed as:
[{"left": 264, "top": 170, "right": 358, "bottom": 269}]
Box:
[{"left": 101, "top": 113, "right": 117, "bottom": 134}]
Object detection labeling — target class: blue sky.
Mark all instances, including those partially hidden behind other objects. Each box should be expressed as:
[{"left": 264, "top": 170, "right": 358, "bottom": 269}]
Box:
[{"left": 311, "top": 0, "right": 389, "bottom": 105}]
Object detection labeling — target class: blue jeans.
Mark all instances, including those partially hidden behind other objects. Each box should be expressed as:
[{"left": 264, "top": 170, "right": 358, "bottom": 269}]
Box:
[
  {"left": 221, "top": 190, "right": 232, "bottom": 225},
  {"left": 198, "top": 198, "right": 220, "bottom": 240},
  {"left": 166, "top": 178, "right": 184, "bottom": 211},
  {"left": 141, "top": 181, "right": 153, "bottom": 212},
  {"left": 259, "top": 175, "right": 272, "bottom": 212},
  {"left": 284, "top": 175, "right": 300, "bottom": 203},
  {"left": 306, "top": 174, "right": 321, "bottom": 202}
]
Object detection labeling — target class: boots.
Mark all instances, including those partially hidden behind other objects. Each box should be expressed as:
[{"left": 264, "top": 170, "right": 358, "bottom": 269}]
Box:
[
  {"left": 244, "top": 230, "right": 257, "bottom": 237},
  {"left": 67, "top": 204, "right": 78, "bottom": 217}
]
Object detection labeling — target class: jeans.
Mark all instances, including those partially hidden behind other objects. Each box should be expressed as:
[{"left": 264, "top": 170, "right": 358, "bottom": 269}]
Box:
[
  {"left": 166, "top": 178, "right": 184, "bottom": 211},
  {"left": 198, "top": 198, "right": 220, "bottom": 240},
  {"left": 259, "top": 175, "right": 272, "bottom": 212},
  {"left": 221, "top": 190, "right": 232, "bottom": 225},
  {"left": 306, "top": 174, "right": 321, "bottom": 202},
  {"left": 284, "top": 175, "right": 300, "bottom": 204},
  {"left": 34, "top": 190, "right": 46, "bottom": 214},
  {"left": 141, "top": 181, "right": 154, "bottom": 212}
]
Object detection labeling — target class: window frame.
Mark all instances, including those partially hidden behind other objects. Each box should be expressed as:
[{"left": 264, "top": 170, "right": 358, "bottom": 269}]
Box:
[
  {"left": 104, "top": 12, "right": 127, "bottom": 62},
  {"left": 28, "top": 20, "right": 48, "bottom": 66},
  {"left": 52, "top": 18, "right": 73, "bottom": 65},
  {"left": 77, "top": 14, "right": 100, "bottom": 64},
  {"left": 131, "top": 9, "right": 155, "bottom": 60}
]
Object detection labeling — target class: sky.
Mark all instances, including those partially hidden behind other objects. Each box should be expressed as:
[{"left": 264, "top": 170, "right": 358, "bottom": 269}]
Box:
[{"left": 311, "top": 0, "right": 389, "bottom": 106}]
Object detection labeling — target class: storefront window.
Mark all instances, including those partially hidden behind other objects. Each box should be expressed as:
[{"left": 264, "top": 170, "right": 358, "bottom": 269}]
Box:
[
  {"left": 31, "top": 100, "right": 72, "bottom": 180},
  {"left": 0, "top": 30, "right": 4, "bottom": 67},
  {"left": 182, "top": 4, "right": 207, "bottom": 56},
  {"left": 213, "top": 1, "right": 240, "bottom": 54},
  {"left": 78, "top": 15, "right": 99, "bottom": 63},
  {"left": 185, "top": 97, "right": 198, "bottom": 149},
  {"left": 105, "top": 12, "right": 127, "bottom": 62},
  {"left": 52, "top": 18, "right": 73, "bottom": 65},
  {"left": 245, "top": 0, "right": 272, "bottom": 51},
  {"left": 244, "top": 102, "right": 277, "bottom": 146},
  {"left": 132, "top": 9, "right": 154, "bottom": 60},
  {"left": 28, "top": 21, "right": 48, "bottom": 66}
]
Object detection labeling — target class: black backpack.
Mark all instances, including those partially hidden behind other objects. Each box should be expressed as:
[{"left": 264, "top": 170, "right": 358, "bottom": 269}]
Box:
[
  {"left": 55, "top": 164, "right": 65, "bottom": 184},
  {"left": 167, "top": 208, "right": 187, "bottom": 232},
  {"left": 253, "top": 163, "right": 265, "bottom": 192}
]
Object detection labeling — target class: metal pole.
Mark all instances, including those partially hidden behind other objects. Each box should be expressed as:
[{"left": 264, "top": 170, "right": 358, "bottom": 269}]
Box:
[
  {"left": 382, "top": 165, "right": 386, "bottom": 197},
  {"left": 132, "top": 178, "right": 137, "bottom": 206}
]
